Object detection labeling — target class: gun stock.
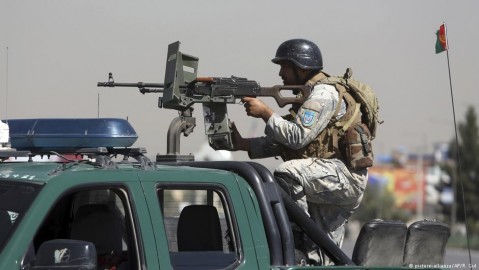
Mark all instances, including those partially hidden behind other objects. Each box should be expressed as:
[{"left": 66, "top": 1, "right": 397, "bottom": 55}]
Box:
[{"left": 259, "top": 85, "right": 310, "bottom": 107}]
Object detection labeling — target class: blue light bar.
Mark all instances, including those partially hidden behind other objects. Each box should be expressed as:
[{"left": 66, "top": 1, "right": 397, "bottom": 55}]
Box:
[{"left": 7, "top": 118, "right": 138, "bottom": 150}]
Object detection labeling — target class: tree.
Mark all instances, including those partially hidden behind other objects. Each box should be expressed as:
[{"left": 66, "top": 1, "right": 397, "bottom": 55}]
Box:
[
  {"left": 351, "top": 183, "right": 412, "bottom": 224},
  {"left": 446, "top": 106, "right": 479, "bottom": 232}
]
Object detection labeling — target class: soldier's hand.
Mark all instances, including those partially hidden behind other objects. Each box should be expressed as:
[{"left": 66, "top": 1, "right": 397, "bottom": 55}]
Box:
[
  {"left": 230, "top": 122, "right": 250, "bottom": 152},
  {"left": 242, "top": 97, "right": 274, "bottom": 122}
]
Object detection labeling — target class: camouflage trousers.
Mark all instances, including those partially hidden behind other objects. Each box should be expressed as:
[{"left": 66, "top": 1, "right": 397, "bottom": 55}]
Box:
[{"left": 274, "top": 158, "right": 368, "bottom": 265}]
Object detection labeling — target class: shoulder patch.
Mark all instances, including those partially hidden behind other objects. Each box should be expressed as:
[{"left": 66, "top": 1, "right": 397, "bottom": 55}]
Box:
[{"left": 301, "top": 109, "right": 317, "bottom": 127}]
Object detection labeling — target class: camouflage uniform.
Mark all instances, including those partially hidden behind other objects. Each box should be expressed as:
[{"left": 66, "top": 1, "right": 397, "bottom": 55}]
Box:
[{"left": 248, "top": 82, "right": 368, "bottom": 265}]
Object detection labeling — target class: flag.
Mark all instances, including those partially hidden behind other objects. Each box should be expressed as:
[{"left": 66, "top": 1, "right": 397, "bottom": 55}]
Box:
[{"left": 435, "top": 23, "right": 448, "bottom": 54}]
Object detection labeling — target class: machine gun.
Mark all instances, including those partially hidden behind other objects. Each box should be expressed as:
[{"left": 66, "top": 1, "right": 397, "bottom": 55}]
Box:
[{"left": 98, "top": 41, "right": 310, "bottom": 158}]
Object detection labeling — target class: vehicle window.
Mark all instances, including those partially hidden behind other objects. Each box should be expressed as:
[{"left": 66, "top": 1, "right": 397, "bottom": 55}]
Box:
[
  {"left": 25, "top": 187, "right": 140, "bottom": 270},
  {"left": 0, "top": 181, "right": 42, "bottom": 253},
  {"left": 159, "top": 187, "right": 239, "bottom": 269}
]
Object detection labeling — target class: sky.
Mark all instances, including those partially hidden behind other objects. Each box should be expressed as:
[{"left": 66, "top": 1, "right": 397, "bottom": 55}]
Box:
[{"left": 1, "top": 0, "right": 479, "bottom": 170}]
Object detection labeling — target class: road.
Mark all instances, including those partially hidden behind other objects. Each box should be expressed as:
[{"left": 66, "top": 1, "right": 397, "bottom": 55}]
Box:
[{"left": 444, "top": 248, "right": 478, "bottom": 270}]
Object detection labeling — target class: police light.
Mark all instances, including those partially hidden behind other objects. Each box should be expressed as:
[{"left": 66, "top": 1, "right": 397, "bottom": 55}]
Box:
[{"left": 7, "top": 118, "right": 138, "bottom": 150}]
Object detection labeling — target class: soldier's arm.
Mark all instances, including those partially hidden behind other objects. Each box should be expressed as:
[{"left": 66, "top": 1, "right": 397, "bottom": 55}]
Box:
[
  {"left": 231, "top": 122, "right": 281, "bottom": 158},
  {"left": 247, "top": 136, "right": 282, "bottom": 159},
  {"left": 264, "top": 84, "right": 342, "bottom": 150}
]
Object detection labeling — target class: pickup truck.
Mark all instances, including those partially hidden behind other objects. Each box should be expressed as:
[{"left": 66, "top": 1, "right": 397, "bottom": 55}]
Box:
[{"left": 0, "top": 118, "right": 450, "bottom": 270}]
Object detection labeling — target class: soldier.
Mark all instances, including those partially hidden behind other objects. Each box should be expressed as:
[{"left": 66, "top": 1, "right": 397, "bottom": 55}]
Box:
[{"left": 232, "top": 39, "right": 369, "bottom": 265}]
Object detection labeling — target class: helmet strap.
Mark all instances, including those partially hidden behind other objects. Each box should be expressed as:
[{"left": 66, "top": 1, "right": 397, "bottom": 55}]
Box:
[
  {"left": 293, "top": 68, "right": 307, "bottom": 85},
  {"left": 293, "top": 68, "right": 319, "bottom": 85},
  {"left": 305, "top": 70, "right": 321, "bottom": 83}
]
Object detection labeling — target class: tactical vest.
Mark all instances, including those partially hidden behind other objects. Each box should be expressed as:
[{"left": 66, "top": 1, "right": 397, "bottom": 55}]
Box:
[{"left": 280, "top": 71, "right": 373, "bottom": 170}]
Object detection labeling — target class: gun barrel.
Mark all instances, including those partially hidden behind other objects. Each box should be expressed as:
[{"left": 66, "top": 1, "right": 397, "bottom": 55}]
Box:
[{"left": 97, "top": 81, "right": 165, "bottom": 88}]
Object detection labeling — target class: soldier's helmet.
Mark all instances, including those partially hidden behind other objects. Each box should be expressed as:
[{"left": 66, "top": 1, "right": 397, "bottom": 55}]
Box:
[{"left": 271, "top": 39, "right": 323, "bottom": 70}]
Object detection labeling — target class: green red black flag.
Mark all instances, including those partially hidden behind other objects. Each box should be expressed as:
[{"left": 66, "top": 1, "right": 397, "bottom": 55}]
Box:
[{"left": 435, "top": 23, "right": 448, "bottom": 54}]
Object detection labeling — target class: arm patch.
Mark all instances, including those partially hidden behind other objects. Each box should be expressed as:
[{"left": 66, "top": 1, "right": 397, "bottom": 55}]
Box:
[
  {"left": 301, "top": 109, "right": 317, "bottom": 127},
  {"left": 297, "top": 99, "right": 323, "bottom": 128}
]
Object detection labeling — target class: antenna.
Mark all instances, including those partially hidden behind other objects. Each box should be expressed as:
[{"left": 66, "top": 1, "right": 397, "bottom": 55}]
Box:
[
  {"left": 4, "top": 47, "right": 8, "bottom": 122},
  {"left": 1, "top": 47, "right": 10, "bottom": 148},
  {"left": 97, "top": 93, "right": 100, "bottom": 118}
]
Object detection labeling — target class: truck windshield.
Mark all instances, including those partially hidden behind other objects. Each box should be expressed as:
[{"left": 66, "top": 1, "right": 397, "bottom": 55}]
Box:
[{"left": 0, "top": 181, "right": 42, "bottom": 253}]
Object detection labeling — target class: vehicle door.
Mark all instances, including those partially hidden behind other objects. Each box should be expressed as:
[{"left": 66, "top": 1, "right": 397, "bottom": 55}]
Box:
[
  {"left": 139, "top": 168, "right": 264, "bottom": 270},
  {"left": 5, "top": 170, "right": 158, "bottom": 270}
]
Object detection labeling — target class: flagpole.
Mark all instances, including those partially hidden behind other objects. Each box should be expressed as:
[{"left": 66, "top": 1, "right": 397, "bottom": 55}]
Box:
[
  {"left": 445, "top": 48, "right": 457, "bottom": 228},
  {"left": 442, "top": 23, "right": 473, "bottom": 269}
]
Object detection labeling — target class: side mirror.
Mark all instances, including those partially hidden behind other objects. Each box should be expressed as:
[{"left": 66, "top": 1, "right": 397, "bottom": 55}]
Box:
[{"left": 33, "top": 239, "right": 97, "bottom": 270}]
